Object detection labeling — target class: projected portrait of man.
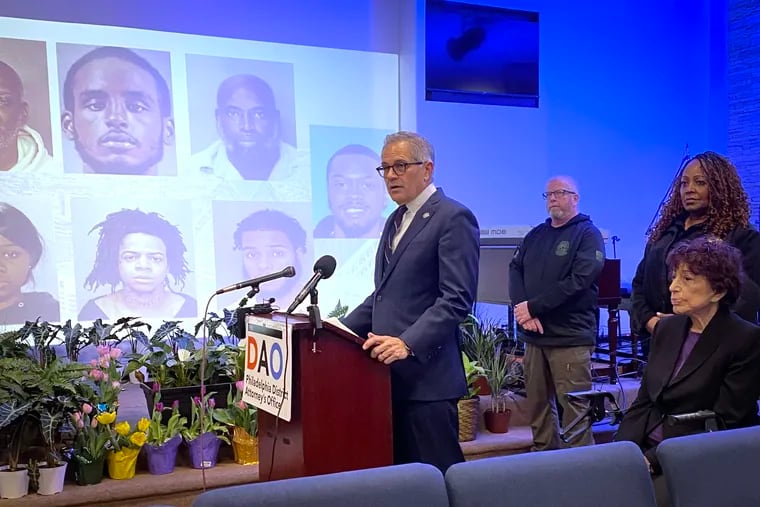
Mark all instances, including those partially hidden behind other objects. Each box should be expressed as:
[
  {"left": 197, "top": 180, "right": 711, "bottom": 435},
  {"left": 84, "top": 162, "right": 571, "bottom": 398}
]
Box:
[
  {"left": 78, "top": 209, "right": 197, "bottom": 320},
  {"left": 194, "top": 74, "right": 299, "bottom": 181},
  {"left": 314, "top": 144, "right": 388, "bottom": 238},
  {"left": 233, "top": 209, "right": 306, "bottom": 308},
  {"left": 61, "top": 46, "right": 175, "bottom": 176},
  {"left": 0, "top": 61, "right": 52, "bottom": 172}
]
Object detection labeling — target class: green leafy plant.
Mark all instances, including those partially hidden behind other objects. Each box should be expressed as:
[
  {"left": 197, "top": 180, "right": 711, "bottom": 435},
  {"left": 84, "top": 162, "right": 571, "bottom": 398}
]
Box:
[
  {"left": 145, "top": 388, "right": 188, "bottom": 447},
  {"left": 213, "top": 380, "right": 257, "bottom": 437},
  {"left": 327, "top": 300, "right": 349, "bottom": 319},
  {"left": 481, "top": 344, "right": 520, "bottom": 414},
  {"left": 181, "top": 391, "right": 230, "bottom": 444},
  {"left": 69, "top": 404, "right": 114, "bottom": 464},
  {"left": 462, "top": 352, "right": 486, "bottom": 399}
]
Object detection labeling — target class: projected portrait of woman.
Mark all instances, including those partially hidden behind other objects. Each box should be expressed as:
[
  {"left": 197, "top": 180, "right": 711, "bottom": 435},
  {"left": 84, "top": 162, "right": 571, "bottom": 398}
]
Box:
[
  {"left": 233, "top": 209, "right": 307, "bottom": 309},
  {"left": 78, "top": 209, "right": 197, "bottom": 320},
  {"left": 0, "top": 202, "right": 60, "bottom": 324}
]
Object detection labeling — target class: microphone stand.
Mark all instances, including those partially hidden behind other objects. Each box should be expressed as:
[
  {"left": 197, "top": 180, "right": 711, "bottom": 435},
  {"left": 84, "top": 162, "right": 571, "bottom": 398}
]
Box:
[
  {"left": 307, "top": 287, "right": 323, "bottom": 330},
  {"left": 238, "top": 284, "right": 261, "bottom": 308}
]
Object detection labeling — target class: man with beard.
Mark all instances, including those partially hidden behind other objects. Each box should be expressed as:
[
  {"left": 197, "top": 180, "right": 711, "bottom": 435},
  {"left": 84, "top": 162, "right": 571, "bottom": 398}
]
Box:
[
  {"left": 0, "top": 61, "right": 53, "bottom": 172},
  {"left": 61, "top": 46, "right": 175, "bottom": 175},
  {"left": 193, "top": 74, "right": 300, "bottom": 181},
  {"left": 314, "top": 144, "right": 388, "bottom": 238}
]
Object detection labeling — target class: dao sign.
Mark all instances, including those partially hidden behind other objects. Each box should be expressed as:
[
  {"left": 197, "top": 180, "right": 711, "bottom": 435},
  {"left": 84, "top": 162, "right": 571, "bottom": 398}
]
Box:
[{"left": 242, "top": 316, "right": 293, "bottom": 422}]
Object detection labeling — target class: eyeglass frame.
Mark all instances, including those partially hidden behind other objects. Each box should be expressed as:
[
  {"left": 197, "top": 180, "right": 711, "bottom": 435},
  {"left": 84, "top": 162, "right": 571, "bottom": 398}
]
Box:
[
  {"left": 542, "top": 189, "right": 577, "bottom": 199},
  {"left": 375, "top": 161, "right": 424, "bottom": 177}
]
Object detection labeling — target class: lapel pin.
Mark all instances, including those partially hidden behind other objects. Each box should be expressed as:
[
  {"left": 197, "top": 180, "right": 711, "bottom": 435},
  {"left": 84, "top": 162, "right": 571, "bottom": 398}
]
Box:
[{"left": 423, "top": 212, "right": 430, "bottom": 219}]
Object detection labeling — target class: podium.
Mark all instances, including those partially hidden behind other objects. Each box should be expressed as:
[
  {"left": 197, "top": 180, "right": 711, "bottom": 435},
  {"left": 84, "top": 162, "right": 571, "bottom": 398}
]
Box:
[
  {"left": 238, "top": 311, "right": 393, "bottom": 481},
  {"left": 596, "top": 259, "right": 622, "bottom": 384}
]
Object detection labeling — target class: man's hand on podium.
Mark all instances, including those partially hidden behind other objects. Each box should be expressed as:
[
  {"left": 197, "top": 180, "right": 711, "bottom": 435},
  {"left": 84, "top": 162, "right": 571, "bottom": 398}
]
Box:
[{"left": 363, "top": 332, "right": 410, "bottom": 364}]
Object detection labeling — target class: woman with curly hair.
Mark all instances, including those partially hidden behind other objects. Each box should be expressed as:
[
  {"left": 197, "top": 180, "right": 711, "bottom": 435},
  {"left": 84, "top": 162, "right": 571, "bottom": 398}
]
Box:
[
  {"left": 78, "top": 208, "right": 197, "bottom": 321},
  {"left": 631, "top": 151, "right": 760, "bottom": 350}
]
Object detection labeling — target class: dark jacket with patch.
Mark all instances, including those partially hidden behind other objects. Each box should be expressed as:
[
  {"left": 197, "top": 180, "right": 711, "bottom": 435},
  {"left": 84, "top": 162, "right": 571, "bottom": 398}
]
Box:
[
  {"left": 630, "top": 215, "right": 760, "bottom": 337},
  {"left": 509, "top": 213, "right": 605, "bottom": 347}
]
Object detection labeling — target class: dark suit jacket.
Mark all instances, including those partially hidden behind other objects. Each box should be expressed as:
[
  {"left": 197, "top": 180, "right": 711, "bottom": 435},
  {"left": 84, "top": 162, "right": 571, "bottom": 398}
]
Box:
[
  {"left": 615, "top": 307, "right": 760, "bottom": 466},
  {"left": 343, "top": 188, "right": 479, "bottom": 402}
]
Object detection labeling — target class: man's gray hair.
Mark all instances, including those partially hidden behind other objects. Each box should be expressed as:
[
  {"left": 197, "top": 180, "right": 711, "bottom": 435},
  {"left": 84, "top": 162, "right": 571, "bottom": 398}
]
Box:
[{"left": 384, "top": 131, "right": 435, "bottom": 163}]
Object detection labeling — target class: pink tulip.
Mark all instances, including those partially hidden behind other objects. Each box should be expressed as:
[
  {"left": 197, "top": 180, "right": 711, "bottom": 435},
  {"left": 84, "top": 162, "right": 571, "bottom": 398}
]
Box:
[
  {"left": 82, "top": 403, "right": 93, "bottom": 414},
  {"left": 152, "top": 382, "right": 161, "bottom": 393},
  {"left": 90, "top": 418, "right": 98, "bottom": 428},
  {"left": 172, "top": 400, "right": 179, "bottom": 410},
  {"left": 77, "top": 419, "right": 84, "bottom": 429},
  {"left": 96, "top": 345, "right": 109, "bottom": 356},
  {"left": 72, "top": 411, "right": 82, "bottom": 422},
  {"left": 237, "top": 400, "right": 246, "bottom": 410},
  {"left": 98, "top": 356, "right": 110, "bottom": 368},
  {"left": 209, "top": 398, "right": 216, "bottom": 409},
  {"left": 110, "top": 348, "right": 122, "bottom": 359},
  {"left": 112, "top": 380, "right": 121, "bottom": 389},
  {"left": 89, "top": 369, "right": 103, "bottom": 381},
  {"left": 235, "top": 380, "right": 245, "bottom": 392},
  {"left": 155, "top": 402, "right": 164, "bottom": 412},
  {"left": 102, "top": 373, "right": 109, "bottom": 381},
  {"left": 89, "top": 359, "right": 97, "bottom": 367},
  {"left": 193, "top": 396, "right": 201, "bottom": 406}
]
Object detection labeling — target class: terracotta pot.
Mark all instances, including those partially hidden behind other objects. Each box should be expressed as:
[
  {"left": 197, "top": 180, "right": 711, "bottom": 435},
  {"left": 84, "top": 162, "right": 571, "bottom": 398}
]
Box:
[
  {"left": 473, "top": 375, "right": 491, "bottom": 395},
  {"left": 484, "top": 408, "right": 511, "bottom": 434}
]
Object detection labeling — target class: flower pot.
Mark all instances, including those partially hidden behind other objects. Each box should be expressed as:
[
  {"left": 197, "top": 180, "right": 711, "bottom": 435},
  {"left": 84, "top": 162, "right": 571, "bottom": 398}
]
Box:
[
  {"left": 457, "top": 396, "right": 480, "bottom": 442},
  {"left": 0, "top": 466, "right": 29, "bottom": 499},
  {"left": 37, "top": 462, "right": 67, "bottom": 495},
  {"left": 107, "top": 447, "right": 140, "bottom": 480},
  {"left": 187, "top": 432, "right": 222, "bottom": 469},
  {"left": 74, "top": 455, "right": 105, "bottom": 486},
  {"left": 144, "top": 435, "right": 182, "bottom": 475},
  {"left": 231, "top": 426, "right": 258, "bottom": 465},
  {"left": 484, "top": 408, "right": 512, "bottom": 434},
  {"left": 143, "top": 382, "right": 233, "bottom": 424}
]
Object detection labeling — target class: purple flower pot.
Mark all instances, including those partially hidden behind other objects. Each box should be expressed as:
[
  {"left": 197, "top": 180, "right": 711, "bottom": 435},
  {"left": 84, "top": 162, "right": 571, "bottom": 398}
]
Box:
[
  {"left": 144, "top": 435, "right": 182, "bottom": 475},
  {"left": 186, "top": 433, "right": 222, "bottom": 469}
]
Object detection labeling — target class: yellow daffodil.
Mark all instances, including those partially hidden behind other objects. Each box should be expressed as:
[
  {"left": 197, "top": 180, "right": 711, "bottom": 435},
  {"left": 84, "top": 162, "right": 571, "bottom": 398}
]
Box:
[
  {"left": 96, "top": 411, "right": 116, "bottom": 425},
  {"left": 137, "top": 417, "right": 150, "bottom": 433},
  {"left": 129, "top": 431, "right": 147, "bottom": 447},
  {"left": 114, "top": 421, "right": 131, "bottom": 436}
]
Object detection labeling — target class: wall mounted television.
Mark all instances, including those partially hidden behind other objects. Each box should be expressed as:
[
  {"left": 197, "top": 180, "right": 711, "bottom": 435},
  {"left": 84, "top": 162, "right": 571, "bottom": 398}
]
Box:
[{"left": 425, "top": 0, "right": 539, "bottom": 107}]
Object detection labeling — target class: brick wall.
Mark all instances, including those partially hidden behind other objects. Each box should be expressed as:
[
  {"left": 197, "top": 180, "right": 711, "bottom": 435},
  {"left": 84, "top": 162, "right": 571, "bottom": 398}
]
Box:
[{"left": 729, "top": 0, "right": 760, "bottom": 228}]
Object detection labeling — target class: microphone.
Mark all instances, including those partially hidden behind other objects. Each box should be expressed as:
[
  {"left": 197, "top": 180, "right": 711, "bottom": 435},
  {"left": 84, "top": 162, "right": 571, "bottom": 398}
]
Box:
[
  {"left": 286, "top": 255, "right": 337, "bottom": 314},
  {"left": 215, "top": 266, "right": 296, "bottom": 295}
]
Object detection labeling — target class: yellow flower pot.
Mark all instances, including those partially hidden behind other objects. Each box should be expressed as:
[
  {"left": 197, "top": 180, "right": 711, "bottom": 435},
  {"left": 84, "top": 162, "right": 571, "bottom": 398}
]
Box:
[
  {"left": 232, "top": 426, "right": 259, "bottom": 465},
  {"left": 107, "top": 447, "right": 140, "bottom": 480}
]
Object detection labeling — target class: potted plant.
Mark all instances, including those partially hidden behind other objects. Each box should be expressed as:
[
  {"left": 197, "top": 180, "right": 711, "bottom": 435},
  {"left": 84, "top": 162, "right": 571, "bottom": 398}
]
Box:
[
  {"left": 106, "top": 417, "right": 149, "bottom": 480},
  {"left": 482, "top": 344, "right": 518, "bottom": 434},
  {"left": 213, "top": 380, "right": 258, "bottom": 464},
  {"left": 460, "top": 313, "right": 507, "bottom": 395},
  {"left": 143, "top": 387, "right": 187, "bottom": 475},
  {"left": 69, "top": 404, "right": 112, "bottom": 486},
  {"left": 181, "top": 391, "right": 230, "bottom": 469},
  {"left": 458, "top": 352, "right": 485, "bottom": 442}
]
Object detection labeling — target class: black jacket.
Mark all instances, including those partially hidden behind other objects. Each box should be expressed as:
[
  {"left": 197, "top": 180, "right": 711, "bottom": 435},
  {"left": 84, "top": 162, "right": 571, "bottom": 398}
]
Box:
[
  {"left": 614, "top": 307, "right": 760, "bottom": 472},
  {"left": 631, "top": 216, "right": 760, "bottom": 337},
  {"left": 509, "top": 213, "right": 605, "bottom": 347}
]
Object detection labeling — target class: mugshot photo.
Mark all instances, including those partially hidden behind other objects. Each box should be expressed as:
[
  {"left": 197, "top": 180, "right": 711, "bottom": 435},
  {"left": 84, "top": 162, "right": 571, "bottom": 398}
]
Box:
[
  {"left": 0, "top": 38, "right": 54, "bottom": 174},
  {"left": 0, "top": 197, "right": 60, "bottom": 326},
  {"left": 57, "top": 44, "right": 177, "bottom": 176},
  {"left": 211, "top": 200, "right": 313, "bottom": 312},
  {"left": 311, "top": 125, "right": 393, "bottom": 239},
  {"left": 70, "top": 198, "right": 197, "bottom": 321},
  {"left": 186, "top": 54, "right": 304, "bottom": 182}
]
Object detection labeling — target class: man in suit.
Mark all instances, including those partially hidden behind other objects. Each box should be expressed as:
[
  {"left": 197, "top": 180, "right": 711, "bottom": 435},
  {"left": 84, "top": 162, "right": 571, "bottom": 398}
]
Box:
[{"left": 342, "top": 131, "right": 479, "bottom": 472}]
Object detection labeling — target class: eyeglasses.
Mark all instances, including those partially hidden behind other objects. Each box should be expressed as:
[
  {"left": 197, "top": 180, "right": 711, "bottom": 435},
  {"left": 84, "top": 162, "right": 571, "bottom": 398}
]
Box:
[
  {"left": 375, "top": 161, "right": 424, "bottom": 177},
  {"left": 542, "top": 189, "right": 577, "bottom": 199}
]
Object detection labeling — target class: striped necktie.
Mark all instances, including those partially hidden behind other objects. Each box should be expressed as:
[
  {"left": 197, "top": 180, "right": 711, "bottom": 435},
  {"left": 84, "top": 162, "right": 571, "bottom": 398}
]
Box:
[{"left": 384, "top": 205, "right": 407, "bottom": 268}]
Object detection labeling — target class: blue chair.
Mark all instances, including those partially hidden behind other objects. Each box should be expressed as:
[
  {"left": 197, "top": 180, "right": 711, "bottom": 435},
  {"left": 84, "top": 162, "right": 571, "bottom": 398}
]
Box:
[
  {"left": 445, "top": 441, "right": 656, "bottom": 507},
  {"left": 191, "top": 462, "right": 448, "bottom": 507},
  {"left": 656, "top": 425, "right": 760, "bottom": 507}
]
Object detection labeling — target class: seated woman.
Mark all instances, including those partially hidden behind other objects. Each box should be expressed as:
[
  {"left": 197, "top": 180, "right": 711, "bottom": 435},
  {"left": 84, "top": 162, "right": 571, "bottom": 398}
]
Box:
[
  {"left": 78, "top": 209, "right": 197, "bottom": 321},
  {"left": 0, "top": 202, "right": 60, "bottom": 325},
  {"left": 615, "top": 236, "right": 760, "bottom": 474}
]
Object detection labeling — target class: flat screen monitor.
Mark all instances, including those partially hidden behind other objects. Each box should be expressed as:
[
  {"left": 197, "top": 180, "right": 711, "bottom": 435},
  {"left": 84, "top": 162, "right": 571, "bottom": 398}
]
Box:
[{"left": 425, "top": 0, "right": 539, "bottom": 107}]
